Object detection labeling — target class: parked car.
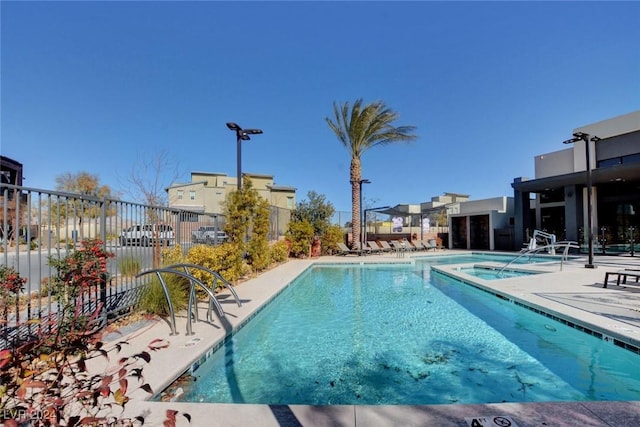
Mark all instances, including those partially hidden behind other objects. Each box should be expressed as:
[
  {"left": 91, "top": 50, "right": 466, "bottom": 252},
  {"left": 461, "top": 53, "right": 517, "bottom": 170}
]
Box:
[
  {"left": 191, "top": 226, "right": 228, "bottom": 245},
  {"left": 120, "top": 224, "right": 174, "bottom": 246}
]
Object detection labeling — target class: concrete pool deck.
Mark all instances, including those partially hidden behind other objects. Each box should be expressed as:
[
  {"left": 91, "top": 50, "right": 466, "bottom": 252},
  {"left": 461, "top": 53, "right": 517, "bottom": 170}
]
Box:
[{"left": 108, "top": 250, "right": 640, "bottom": 426}]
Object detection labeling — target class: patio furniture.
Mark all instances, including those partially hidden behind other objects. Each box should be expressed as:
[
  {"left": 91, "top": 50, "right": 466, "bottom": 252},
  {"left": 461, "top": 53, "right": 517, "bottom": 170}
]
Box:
[
  {"left": 355, "top": 241, "right": 372, "bottom": 255},
  {"left": 426, "top": 239, "right": 438, "bottom": 251},
  {"left": 415, "top": 240, "right": 432, "bottom": 251},
  {"left": 366, "top": 241, "right": 383, "bottom": 254},
  {"left": 377, "top": 240, "right": 394, "bottom": 252},
  {"left": 336, "top": 242, "right": 364, "bottom": 256},
  {"left": 603, "top": 269, "right": 640, "bottom": 288}
]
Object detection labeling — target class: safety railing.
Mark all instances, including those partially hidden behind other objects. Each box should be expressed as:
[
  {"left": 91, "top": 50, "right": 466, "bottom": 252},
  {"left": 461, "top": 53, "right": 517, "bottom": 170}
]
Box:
[
  {"left": 499, "top": 241, "right": 579, "bottom": 276},
  {"left": 136, "top": 267, "right": 230, "bottom": 336}
]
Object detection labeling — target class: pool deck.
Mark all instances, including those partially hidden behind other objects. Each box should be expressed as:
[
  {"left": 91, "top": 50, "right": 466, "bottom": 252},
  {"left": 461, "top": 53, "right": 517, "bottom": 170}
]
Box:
[{"left": 106, "top": 250, "right": 640, "bottom": 426}]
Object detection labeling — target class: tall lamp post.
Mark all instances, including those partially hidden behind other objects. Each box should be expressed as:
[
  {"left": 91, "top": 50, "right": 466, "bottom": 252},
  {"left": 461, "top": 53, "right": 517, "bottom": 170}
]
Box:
[
  {"left": 563, "top": 131, "right": 600, "bottom": 268},
  {"left": 226, "top": 122, "right": 263, "bottom": 190},
  {"left": 350, "top": 179, "right": 370, "bottom": 247}
]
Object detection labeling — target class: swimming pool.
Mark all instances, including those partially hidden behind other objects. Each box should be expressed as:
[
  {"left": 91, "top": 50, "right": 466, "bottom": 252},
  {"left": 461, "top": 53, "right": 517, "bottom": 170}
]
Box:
[
  {"left": 456, "top": 265, "right": 541, "bottom": 280},
  {"left": 163, "top": 259, "right": 640, "bottom": 405}
]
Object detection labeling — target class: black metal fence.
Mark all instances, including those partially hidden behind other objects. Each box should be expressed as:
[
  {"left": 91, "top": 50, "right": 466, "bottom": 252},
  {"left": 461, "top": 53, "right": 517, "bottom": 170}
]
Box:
[{"left": 0, "top": 183, "right": 292, "bottom": 349}]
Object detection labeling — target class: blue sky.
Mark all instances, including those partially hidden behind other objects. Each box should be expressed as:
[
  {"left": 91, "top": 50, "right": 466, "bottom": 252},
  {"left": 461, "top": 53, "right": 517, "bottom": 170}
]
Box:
[{"left": 2, "top": 1, "right": 639, "bottom": 212}]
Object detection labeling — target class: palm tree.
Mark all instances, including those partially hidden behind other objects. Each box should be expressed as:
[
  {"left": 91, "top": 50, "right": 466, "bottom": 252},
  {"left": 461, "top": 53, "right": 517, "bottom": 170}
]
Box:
[{"left": 326, "top": 99, "right": 417, "bottom": 247}]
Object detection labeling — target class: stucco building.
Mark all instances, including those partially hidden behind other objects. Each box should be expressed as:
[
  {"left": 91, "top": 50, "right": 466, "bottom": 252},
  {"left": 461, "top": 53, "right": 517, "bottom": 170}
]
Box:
[{"left": 512, "top": 111, "right": 640, "bottom": 253}]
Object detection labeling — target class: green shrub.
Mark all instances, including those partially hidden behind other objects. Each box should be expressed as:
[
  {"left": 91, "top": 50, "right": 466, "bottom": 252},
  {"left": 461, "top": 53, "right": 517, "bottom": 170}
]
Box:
[
  {"left": 118, "top": 255, "right": 142, "bottom": 277},
  {"left": 321, "top": 224, "right": 345, "bottom": 255},
  {"left": 270, "top": 240, "right": 290, "bottom": 263},
  {"left": 285, "top": 220, "right": 314, "bottom": 258},
  {"left": 161, "top": 244, "right": 186, "bottom": 266},
  {"left": 137, "top": 274, "right": 189, "bottom": 316},
  {"left": 186, "top": 242, "right": 247, "bottom": 285}
]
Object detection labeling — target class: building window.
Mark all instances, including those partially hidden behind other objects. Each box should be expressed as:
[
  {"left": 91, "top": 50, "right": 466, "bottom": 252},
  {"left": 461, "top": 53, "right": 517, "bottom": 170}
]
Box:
[
  {"left": 190, "top": 191, "right": 196, "bottom": 200},
  {"left": 287, "top": 197, "right": 294, "bottom": 209},
  {"left": 598, "top": 153, "right": 640, "bottom": 168},
  {"left": 622, "top": 153, "right": 640, "bottom": 165},
  {"left": 177, "top": 190, "right": 183, "bottom": 200}
]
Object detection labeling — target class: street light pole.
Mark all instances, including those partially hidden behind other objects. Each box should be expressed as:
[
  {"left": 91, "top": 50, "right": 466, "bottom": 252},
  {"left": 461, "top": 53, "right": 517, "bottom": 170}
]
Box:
[
  {"left": 226, "top": 122, "right": 263, "bottom": 191},
  {"left": 563, "top": 132, "right": 599, "bottom": 269}
]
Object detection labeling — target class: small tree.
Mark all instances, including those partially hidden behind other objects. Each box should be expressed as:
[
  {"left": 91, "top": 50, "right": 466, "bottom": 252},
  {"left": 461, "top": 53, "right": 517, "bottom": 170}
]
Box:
[
  {"left": 291, "top": 191, "right": 335, "bottom": 238},
  {"left": 288, "top": 191, "right": 342, "bottom": 256},
  {"left": 53, "top": 172, "right": 115, "bottom": 241},
  {"left": 246, "top": 197, "right": 271, "bottom": 272},
  {"left": 223, "top": 177, "right": 271, "bottom": 275}
]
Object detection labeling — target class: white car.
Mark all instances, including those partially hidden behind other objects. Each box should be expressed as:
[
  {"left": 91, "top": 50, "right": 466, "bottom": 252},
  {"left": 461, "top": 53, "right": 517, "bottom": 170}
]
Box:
[
  {"left": 120, "top": 224, "right": 174, "bottom": 246},
  {"left": 191, "top": 226, "right": 228, "bottom": 244}
]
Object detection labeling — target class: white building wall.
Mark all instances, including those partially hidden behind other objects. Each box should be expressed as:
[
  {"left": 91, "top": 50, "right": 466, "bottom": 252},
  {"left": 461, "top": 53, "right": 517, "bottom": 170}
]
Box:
[
  {"left": 535, "top": 148, "right": 575, "bottom": 178},
  {"left": 458, "top": 197, "right": 511, "bottom": 214}
]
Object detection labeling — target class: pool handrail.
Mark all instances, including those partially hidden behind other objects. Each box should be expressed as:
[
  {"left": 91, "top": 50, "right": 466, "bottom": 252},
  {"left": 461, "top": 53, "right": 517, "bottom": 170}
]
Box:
[
  {"left": 136, "top": 268, "right": 225, "bottom": 336},
  {"left": 164, "top": 263, "right": 242, "bottom": 308},
  {"left": 498, "top": 241, "right": 579, "bottom": 277}
]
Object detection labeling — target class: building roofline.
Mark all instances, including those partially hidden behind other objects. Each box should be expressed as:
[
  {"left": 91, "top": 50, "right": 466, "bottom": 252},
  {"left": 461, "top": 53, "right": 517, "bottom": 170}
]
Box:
[
  {"left": 164, "top": 180, "right": 208, "bottom": 191},
  {"left": 512, "top": 162, "right": 640, "bottom": 193},
  {"left": 267, "top": 185, "right": 297, "bottom": 192},
  {"left": 191, "top": 171, "right": 228, "bottom": 177}
]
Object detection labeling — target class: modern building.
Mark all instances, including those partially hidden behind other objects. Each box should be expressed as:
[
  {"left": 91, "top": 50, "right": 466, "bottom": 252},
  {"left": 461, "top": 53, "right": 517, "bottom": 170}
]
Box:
[
  {"left": 449, "top": 196, "right": 514, "bottom": 251},
  {"left": 512, "top": 111, "right": 640, "bottom": 253},
  {"left": 166, "top": 171, "right": 296, "bottom": 215},
  {"left": 0, "top": 155, "right": 27, "bottom": 241},
  {"left": 0, "top": 155, "right": 23, "bottom": 186}
]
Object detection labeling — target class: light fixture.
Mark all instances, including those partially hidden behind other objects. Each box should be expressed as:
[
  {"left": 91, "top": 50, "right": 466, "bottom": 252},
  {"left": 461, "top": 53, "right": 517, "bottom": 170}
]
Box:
[{"left": 226, "top": 122, "right": 263, "bottom": 190}]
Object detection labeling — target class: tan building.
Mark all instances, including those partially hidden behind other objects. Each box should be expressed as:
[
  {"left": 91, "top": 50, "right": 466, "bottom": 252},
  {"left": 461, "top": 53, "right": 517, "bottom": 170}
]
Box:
[{"left": 166, "top": 171, "right": 296, "bottom": 215}]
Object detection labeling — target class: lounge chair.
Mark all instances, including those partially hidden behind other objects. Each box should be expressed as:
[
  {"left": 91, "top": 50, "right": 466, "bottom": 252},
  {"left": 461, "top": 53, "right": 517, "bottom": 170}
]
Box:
[
  {"left": 355, "top": 241, "right": 372, "bottom": 255},
  {"left": 366, "top": 241, "right": 383, "bottom": 254},
  {"left": 390, "top": 240, "right": 413, "bottom": 252},
  {"left": 411, "top": 240, "right": 427, "bottom": 251},
  {"left": 378, "top": 241, "right": 394, "bottom": 252},
  {"left": 336, "top": 242, "right": 363, "bottom": 256},
  {"left": 426, "top": 239, "right": 438, "bottom": 251}
]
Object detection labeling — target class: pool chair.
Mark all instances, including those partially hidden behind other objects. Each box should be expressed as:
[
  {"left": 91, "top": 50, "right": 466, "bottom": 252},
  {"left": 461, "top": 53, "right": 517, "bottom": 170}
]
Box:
[
  {"left": 378, "top": 240, "right": 394, "bottom": 252},
  {"left": 396, "top": 240, "right": 416, "bottom": 251},
  {"left": 336, "top": 242, "right": 364, "bottom": 256},
  {"left": 390, "top": 240, "right": 407, "bottom": 252},
  {"left": 355, "top": 241, "right": 373, "bottom": 255},
  {"left": 411, "top": 240, "right": 427, "bottom": 251},
  {"left": 426, "top": 239, "right": 438, "bottom": 251},
  {"left": 366, "top": 241, "right": 383, "bottom": 254}
]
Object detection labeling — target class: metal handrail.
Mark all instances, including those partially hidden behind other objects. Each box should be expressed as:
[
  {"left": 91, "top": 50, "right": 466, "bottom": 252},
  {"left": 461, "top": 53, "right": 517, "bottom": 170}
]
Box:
[
  {"left": 498, "top": 241, "right": 579, "bottom": 276},
  {"left": 164, "top": 263, "right": 242, "bottom": 308},
  {"left": 136, "top": 268, "right": 224, "bottom": 336}
]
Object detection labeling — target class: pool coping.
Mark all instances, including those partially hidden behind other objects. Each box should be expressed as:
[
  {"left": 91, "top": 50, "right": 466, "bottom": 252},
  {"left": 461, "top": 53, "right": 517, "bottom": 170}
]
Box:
[{"left": 108, "top": 251, "right": 640, "bottom": 426}]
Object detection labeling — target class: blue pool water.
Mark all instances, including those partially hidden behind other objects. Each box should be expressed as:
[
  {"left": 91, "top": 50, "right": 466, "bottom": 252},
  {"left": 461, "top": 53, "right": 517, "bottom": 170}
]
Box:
[
  {"left": 169, "top": 259, "right": 640, "bottom": 405},
  {"left": 457, "top": 266, "right": 540, "bottom": 280}
]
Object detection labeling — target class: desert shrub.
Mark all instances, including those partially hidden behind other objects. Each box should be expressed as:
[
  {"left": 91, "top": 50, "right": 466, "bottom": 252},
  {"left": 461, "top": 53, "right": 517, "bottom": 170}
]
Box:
[
  {"left": 118, "top": 255, "right": 142, "bottom": 277},
  {"left": 0, "top": 265, "right": 26, "bottom": 322},
  {"left": 321, "top": 224, "right": 345, "bottom": 255},
  {"left": 269, "top": 240, "right": 289, "bottom": 263},
  {"left": 0, "top": 242, "right": 184, "bottom": 426},
  {"left": 186, "top": 242, "right": 246, "bottom": 285},
  {"left": 161, "top": 243, "right": 186, "bottom": 266},
  {"left": 137, "top": 274, "right": 189, "bottom": 317},
  {"left": 285, "top": 220, "right": 314, "bottom": 258}
]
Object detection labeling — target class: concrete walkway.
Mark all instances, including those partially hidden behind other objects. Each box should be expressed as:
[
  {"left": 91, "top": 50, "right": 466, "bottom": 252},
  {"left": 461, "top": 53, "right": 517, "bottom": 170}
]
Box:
[{"left": 103, "top": 251, "right": 640, "bottom": 426}]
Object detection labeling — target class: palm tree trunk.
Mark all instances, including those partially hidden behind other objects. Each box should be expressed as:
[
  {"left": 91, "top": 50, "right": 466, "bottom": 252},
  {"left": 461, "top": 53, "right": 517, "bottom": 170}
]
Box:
[{"left": 350, "top": 157, "right": 361, "bottom": 248}]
